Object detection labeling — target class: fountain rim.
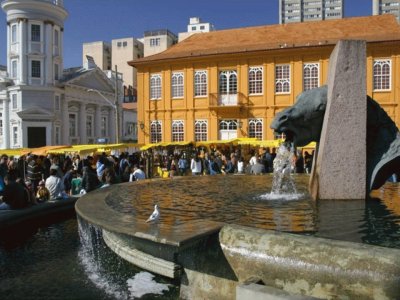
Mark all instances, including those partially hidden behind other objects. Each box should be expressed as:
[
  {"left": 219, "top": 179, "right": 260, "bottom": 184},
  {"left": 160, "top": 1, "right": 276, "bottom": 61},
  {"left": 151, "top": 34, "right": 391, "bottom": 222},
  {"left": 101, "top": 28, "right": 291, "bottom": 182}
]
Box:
[{"left": 75, "top": 177, "right": 225, "bottom": 248}]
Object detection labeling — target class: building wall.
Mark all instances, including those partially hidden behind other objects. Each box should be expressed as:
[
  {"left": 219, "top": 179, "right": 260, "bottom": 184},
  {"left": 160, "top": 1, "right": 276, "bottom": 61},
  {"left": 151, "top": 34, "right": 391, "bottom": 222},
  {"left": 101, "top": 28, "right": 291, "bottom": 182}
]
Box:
[
  {"left": 136, "top": 41, "right": 400, "bottom": 145},
  {"left": 373, "top": 0, "right": 400, "bottom": 22},
  {"left": 111, "top": 37, "right": 143, "bottom": 89},
  {"left": 82, "top": 41, "right": 111, "bottom": 70},
  {"left": 143, "top": 30, "right": 177, "bottom": 57},
  {"left": 279, "top": 0, "right": 343, "bottom": 24}
]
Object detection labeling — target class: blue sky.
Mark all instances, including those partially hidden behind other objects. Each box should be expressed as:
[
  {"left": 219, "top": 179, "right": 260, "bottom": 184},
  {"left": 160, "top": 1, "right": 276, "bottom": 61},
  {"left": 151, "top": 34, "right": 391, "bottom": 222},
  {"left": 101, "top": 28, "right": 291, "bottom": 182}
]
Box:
[{"left": 0, "top": 0, "right": 371, "bottom": 68}]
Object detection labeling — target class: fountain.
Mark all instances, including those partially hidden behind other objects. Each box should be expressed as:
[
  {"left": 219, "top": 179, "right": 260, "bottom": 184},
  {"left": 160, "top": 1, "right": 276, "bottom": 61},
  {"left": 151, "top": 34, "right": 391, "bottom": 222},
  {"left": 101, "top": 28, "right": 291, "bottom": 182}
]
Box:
[{"left": 76, "top": 40, "right": 400, "bottom": 300}]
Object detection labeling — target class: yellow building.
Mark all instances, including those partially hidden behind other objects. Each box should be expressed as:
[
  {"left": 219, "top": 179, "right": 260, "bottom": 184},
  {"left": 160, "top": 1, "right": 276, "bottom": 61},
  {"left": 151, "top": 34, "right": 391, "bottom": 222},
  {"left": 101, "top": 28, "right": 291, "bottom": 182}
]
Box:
[{"left": 129, "top": 15, "right": 400, "bottom": 145}]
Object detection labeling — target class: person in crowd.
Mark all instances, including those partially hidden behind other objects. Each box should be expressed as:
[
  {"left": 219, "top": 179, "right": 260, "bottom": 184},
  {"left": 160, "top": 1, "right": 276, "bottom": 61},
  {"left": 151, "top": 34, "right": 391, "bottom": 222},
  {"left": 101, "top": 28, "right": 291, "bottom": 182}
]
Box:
[
  {"left": 45, "top": 168, "right": 64, "bottom": 200},
  {"left": 262, "top": 147, "right": 273, "bottom": 173},
  {"left": 295, "top": 150, "right": 304, "bottom": 173},
  {"left": 100, "top": 168, "right": 117, "bottom": 188},
  {"left": 121, "top": 165, "right": 131, "bottom": 182},
  {"left": 251, "top": 157, "right": 266, "bottom": 175},
  {"left": 96, "top": 155, "right": 107, "bottom": 183},
  {"left": 178, "top": 154, "right": 188, "bottom": 176},
  {"left": 202, "top": 153, "right": 211, "bottom": 175},
  {"left": 63, "top": 166, "right": 75, "bottom": 195},
  {"left": 21, "top": 179, "right": 37, "bottom": 205},
  {"left": 132, "top": 164, "right": 146, "bottom": 181},
  {"left": 209, "top": 155, "right": 221, "bottom": 175},
  {"left": 304, "top": 151, "right": 313, "bottom": 174},
  {"left": 119, "top": 153, "right": 129, "bottom": 176},
  {"left": 71, "top": 172, "right": 83, "bottom": 196},
  {"left": 169, "top": 155, "right": 177, "bottom": 178},
  {"left": 7, "top": 159, "right": 20, "bottom": 181},
  {"left": 36, "top": 180, "right": 50, "bottom": 202},
  {"left": 190, "top": 154, "right": 202, "bottom": 175},
  {"left": 249, "top": 151, "right": 258, "bottom": 166},
  {"left": 50, "top": 156, "right": 64, "bottom": 179},
  {"left": 224, "top": 155, "right": 235, "bottom": 174},
  {"left": 82, "top": 156, "right": 100, "bottom": 193},
  {"left": 27, "top": 155, "right": 43, "bottom": 194},
  {"left": 237, "top": 157, "right": 245, "bottom": 174},
  {"left": 0, "top": 155, "right": 9, "bottom": 178},
  {"left": 0, "top": 175, "right": 29, "bottom": 210}
]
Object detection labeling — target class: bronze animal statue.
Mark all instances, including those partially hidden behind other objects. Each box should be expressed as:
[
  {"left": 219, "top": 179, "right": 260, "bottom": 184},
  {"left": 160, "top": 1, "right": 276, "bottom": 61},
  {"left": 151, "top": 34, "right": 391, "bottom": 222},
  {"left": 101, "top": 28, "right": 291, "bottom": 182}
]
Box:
[{"left": 271, "top": 85, "right": 400, "bottom": 191}]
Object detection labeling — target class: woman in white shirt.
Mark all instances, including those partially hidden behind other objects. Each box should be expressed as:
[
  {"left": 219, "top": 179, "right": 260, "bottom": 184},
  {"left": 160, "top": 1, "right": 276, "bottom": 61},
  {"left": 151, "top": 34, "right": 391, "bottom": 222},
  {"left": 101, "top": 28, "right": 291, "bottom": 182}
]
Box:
[{"left": 190, "top": 154, "right": 202, "bottom": 175}]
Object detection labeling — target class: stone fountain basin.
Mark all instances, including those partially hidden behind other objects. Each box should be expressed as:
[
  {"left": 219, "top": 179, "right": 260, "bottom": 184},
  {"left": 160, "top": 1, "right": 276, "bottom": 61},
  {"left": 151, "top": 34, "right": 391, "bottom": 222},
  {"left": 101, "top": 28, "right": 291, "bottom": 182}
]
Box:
[{"left": 75, "top": 176, "right": 400, "bottom": 299}]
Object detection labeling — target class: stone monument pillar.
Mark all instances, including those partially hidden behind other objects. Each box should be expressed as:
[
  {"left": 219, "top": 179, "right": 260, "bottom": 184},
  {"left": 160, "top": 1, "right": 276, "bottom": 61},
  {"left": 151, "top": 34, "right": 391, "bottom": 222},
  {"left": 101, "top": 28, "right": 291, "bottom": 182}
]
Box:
[{"left": 310, "top": 40, "right": 366, "bottom": 200}]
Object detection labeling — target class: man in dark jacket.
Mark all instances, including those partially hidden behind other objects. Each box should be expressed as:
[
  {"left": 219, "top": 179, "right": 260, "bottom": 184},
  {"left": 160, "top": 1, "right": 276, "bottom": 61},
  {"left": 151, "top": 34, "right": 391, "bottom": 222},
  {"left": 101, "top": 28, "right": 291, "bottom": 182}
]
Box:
[{"left": 81, "top": 156, "right": 100, "bottom": 193}]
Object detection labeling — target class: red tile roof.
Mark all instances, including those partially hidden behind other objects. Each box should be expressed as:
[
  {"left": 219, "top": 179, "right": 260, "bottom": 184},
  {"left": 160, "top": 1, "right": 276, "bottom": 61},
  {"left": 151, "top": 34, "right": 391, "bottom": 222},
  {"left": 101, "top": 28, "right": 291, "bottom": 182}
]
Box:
[{"left": 129, "top": 15, "right": 400, "bottom": 66}]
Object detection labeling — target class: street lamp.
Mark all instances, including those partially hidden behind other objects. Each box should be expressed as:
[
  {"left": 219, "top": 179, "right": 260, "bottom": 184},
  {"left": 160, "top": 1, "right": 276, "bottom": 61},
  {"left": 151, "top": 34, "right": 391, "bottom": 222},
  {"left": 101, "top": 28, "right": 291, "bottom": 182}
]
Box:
[
  {"left": 87, "top": 65, "right": 121, "bottom": 143},
  {"left": 87, "top": 88, "right": 120, "bottom": 143}
]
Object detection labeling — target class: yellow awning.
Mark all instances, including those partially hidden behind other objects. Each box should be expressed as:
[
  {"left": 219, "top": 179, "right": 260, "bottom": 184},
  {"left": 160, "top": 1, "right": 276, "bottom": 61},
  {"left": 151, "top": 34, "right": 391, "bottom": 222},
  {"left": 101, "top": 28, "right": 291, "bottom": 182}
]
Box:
[
  {"left": 0, "top": 148, "right": 26, "bottom": 157},
  {"left": 140, "top": 141, "right": 193, "bottom": 151},
  {"left": 238, "top": 139, "right": 284, "bottom": 147},
  {"left": 22, "top": 145, "right": 71, "bottom": 156}
]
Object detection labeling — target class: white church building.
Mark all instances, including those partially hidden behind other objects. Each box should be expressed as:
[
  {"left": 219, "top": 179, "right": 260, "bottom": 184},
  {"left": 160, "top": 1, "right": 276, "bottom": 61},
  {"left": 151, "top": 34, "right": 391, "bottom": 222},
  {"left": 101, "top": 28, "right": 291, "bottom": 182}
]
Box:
[{"left": 0, "top": 0, "right": 122, "bottom": 149}]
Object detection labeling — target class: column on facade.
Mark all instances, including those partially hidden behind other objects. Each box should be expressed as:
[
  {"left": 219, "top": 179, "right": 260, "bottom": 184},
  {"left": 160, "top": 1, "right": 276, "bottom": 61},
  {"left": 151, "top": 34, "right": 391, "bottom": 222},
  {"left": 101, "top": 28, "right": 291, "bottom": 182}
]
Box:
[
  {"left": 19, "top": 19, "right": 27, "bottom": 84},
  {"left": 79, "top": 103, "right": 87, "bottom": 144},
  {"left": 3, "top": 99, "right": 10, "bottom": 149},
  {"left": 95, "top": 104, "right": 101, "bottom": 139},
  {"left": 108, "top": 107, "right": 116, "bottom": 143},
  {"left": 62, "top": 98, "right": 69, "bottom": 144},
  {"left": 45, "top": 22, "right": 53, "bottom": 85}
]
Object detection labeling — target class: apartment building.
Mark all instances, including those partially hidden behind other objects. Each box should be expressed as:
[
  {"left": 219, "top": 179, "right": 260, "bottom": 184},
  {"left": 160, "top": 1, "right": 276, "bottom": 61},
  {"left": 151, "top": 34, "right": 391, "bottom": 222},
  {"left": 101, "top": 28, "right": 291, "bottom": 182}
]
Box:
[
  {"left": 129, "top": 15, "right": 400, "bottom": 145},
  {"left": 178, "top": 17, "right": 215, "bottom": 42},
  {"left": 142, "top": 29, "right": 177, "bottom": 58},
  {"left": 373, "top": 0, "right": 400, "bottom": 22},
  {"left": 82, "top": 41, "right": 111, "bottom": 70},
  {"left": 279, "top": 0, "right": 343, "bottom": 24}
]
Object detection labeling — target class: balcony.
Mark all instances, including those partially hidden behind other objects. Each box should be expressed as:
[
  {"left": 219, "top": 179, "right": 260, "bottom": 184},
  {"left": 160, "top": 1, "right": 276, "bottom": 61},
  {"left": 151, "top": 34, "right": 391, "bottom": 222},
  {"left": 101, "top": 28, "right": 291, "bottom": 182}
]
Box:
[{"left": 209, "top": 92, "right": 249, "bottom": 109}]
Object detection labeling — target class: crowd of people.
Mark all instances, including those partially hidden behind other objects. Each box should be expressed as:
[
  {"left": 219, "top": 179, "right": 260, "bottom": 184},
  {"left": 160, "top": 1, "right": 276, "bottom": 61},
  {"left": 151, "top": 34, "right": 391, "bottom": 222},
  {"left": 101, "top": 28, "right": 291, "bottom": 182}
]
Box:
[
  {"left": 0, "top": 151, "right": 146, "bottom": 210},
  {"left": 0, "top": 146, "right": 315, "bottom": 210},
  {"left": 155, "top": 147, "right": 314, "bottom": 177}
]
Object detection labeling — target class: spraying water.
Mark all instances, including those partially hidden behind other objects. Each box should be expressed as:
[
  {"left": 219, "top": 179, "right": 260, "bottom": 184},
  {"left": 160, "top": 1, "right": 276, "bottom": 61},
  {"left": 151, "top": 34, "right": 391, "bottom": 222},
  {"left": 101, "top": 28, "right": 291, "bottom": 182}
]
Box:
[{"left": 271, "top": 143, "right": 297, "bottom": 194}]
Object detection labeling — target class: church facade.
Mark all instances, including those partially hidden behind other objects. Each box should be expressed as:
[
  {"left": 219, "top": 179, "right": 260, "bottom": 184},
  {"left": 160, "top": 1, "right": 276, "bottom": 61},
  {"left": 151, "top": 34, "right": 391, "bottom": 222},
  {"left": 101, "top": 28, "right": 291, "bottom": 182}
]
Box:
[{"left": 0, "top": 0, "right": 121, "bottom": 149}]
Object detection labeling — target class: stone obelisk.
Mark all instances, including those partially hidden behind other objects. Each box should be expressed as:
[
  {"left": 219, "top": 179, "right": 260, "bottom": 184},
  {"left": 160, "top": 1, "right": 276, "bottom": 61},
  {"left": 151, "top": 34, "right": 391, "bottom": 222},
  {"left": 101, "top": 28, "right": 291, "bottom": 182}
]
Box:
[{"left": 310, "top": 40, "right": 367, "bottom": 200}]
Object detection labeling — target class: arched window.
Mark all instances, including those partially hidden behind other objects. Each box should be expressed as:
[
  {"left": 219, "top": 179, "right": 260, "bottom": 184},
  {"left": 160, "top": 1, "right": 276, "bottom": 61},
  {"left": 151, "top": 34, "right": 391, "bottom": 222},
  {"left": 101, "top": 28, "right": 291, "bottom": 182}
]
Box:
[
  {"left": 172, "top": 120, "right": 184, "bottom": 142},
  {"left": 194, "top": 120, "right": 207, "bottom": 141},
  {"left": 171, "top": 72, "right": 184, "bottom": 98},
  {"left": 150, "top": 120, "right": 162, "bottom": 143},
  {"left": 373, "top": 60, "right": 391, "bottom": 91}
]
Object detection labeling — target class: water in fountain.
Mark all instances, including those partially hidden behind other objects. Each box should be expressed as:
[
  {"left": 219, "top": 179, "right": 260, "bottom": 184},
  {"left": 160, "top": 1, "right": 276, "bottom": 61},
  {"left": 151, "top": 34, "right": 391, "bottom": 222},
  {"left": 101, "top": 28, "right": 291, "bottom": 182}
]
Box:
[
  {"left": 77, "top": 217, "right": 177, "bottom": 299},
  {"left": 260, "top": 143, "right": 301, "bottom": 200}
]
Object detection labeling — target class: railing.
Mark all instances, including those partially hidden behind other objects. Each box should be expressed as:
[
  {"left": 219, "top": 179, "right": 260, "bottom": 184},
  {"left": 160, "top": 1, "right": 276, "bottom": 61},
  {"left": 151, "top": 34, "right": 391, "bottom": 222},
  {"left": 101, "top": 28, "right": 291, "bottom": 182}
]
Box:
[{"left": 209, "top": 92, "right": 249, "bottom": 108}]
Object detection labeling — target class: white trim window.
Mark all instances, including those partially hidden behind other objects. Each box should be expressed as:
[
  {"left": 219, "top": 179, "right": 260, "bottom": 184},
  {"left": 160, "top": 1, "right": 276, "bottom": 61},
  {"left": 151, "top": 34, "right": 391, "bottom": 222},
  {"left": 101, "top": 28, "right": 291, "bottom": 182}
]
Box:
[
  {"left": 172, "top": 120, "right": 184, "bottom": 142},
  {"left": 86, "top": 114, "right": 94, "bottom": 138},
  {"left": 248, "top": 118, "right": 263, "bottom": 139},
  {"left": 55, "top": 125, "right": 61, "bottom": 145},
  {"left": 275, "top": 64, "right": 290, "bottom": 93},
  {"left": 69, "top": 113, "right": 77, "bottom": 137},
  {"left": 12, "top": 126, "right": 18, "bottom": 146},
  {"left": 54, "top": 95, "right": 60, "bottom": 111},
  {"left": 171, "top": 72, "right": 184, "bottom": 98},
  {"left": 219, "top": 70, "right": 237, "bottom": 95},
  {"left": 150, "top": 38, "right": 160, "bottom": 47},
  {"left": 31, "top": 24, "right": 41, "bottom": 42},
  {"left": 249, "top": 67, "right": 263, "bottom": 95},
  {"left": 31, "top": 60, "right": 41, "bottom": 78},
  {"left": 194, "top": 120, "right": 207, "bottom": 142},
  {"left": 11, "top": 94, "right": 18, "bottom": 110},
  {"left": 373, "top": 59, "right": 391, "bottom": 91},
  {"left": 150, "top": 120, "right": 162, "bottom": 143},
  {"left": 194, "top": 70, "right": 207, "bottom": 97},
  {"left": 150, "top": 74, "right": 162, "bottom": 100},
  {"left": 11, "top": 59, "right": 18, "bottom": 78},
  {"left": 101, "top": 115, "right": 108, "bottom": 137},
  {"left": 11, "top": 23, "right": 17, "bottom": 43},
  {"left": 303, "top": 63, "right": 319, "bottom": 91}
]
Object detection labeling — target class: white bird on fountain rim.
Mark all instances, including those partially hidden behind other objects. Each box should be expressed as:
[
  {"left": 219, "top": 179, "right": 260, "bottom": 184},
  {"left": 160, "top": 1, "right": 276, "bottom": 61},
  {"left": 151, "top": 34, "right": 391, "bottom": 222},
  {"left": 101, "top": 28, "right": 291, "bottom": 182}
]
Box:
[{"left": 146, "top": 204, "right": 160, "bottom": 223}]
